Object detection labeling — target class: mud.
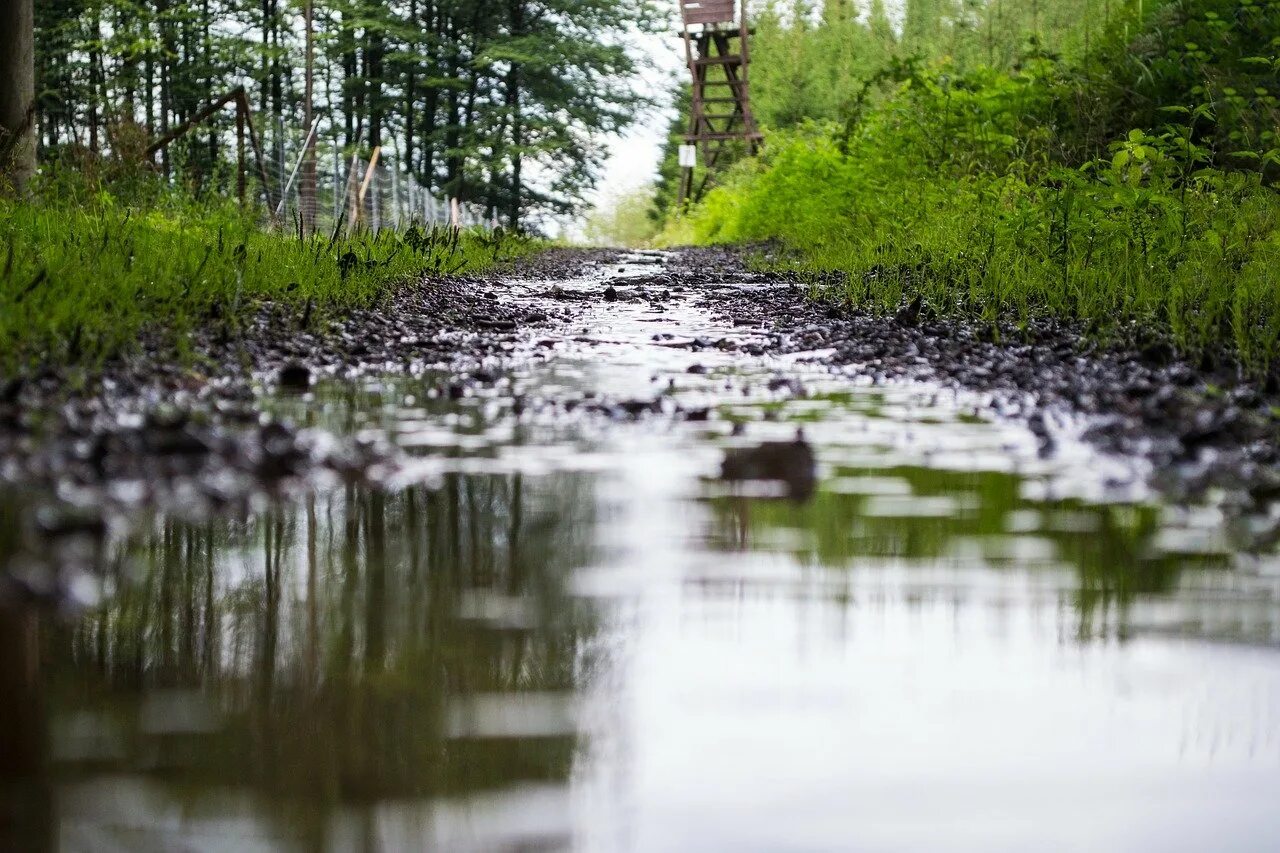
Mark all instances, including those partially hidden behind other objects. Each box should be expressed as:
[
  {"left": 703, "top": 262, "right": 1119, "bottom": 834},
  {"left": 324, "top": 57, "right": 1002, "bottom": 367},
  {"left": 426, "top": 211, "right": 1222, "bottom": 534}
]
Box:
[
  {"left": 667, "top": 247, "right": 1280, "bottom": 503},
  {"left": 1, "top": 243, "right": 1277, "bottom": 555}
]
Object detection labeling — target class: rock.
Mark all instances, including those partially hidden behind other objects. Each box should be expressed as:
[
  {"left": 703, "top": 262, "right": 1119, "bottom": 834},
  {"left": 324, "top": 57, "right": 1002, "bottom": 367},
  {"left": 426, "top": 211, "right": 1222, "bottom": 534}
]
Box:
[
  {"left": 604, "top": 285, "right": 618, "bottom": 302},
  {"left": 0, "top": 377, "right": 25, "bottom": 405},
  {"left": 278, "top": 361, "right": 312, "bottom": 390},
  {"left": 720, "top": 430, "right": 816, "bottom": 501},
  {"left": 894, "top": 295, "right": 923, "bottom": 327},
  {"left": 475, "top": 317, "right": 517, "bottom": 331},
  {"left": 616, "top": 398, "right": 660, "bottom": 418}
]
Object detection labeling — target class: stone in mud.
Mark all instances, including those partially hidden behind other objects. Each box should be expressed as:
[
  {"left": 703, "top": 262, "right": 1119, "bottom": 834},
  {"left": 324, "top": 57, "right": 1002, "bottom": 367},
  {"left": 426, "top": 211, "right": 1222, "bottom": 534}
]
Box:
[
  {"left": 687, "top": 364, "right": 708, "bottom": 375},
  {"left": 720, "top": 430, "right": 816, "bottom": 501},
  {"left": 604, "top": 285, "right": 619, "bottom": 302},
  {"left": 278, "top": 361, "right": 312, "bottom": 390},
  {"left": 0, "top": 377, "right": 25, "bottom": 406},
  {"left": 616, "top": 398, "right": 660, "bottom": 418}
]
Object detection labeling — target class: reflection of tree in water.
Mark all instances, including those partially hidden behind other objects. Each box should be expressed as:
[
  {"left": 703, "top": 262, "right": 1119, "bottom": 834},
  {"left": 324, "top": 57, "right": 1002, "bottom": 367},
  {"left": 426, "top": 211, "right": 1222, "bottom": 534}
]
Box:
[
  {"left": 706, "top": 465, "right": 1236, "bottom": 642},
  {"left": 1, "top": 471, "right": 599, "bottom": 847}
]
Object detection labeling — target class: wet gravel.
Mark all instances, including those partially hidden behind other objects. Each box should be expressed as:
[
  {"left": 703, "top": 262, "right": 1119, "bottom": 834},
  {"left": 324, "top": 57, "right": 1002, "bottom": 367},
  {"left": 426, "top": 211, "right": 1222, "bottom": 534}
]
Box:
[
  {"left": 670, "top": 246, "right": 1280, "bottom": 509},
  {"left": 2, "top": 243, "right": 1279, "bottom": 592}
]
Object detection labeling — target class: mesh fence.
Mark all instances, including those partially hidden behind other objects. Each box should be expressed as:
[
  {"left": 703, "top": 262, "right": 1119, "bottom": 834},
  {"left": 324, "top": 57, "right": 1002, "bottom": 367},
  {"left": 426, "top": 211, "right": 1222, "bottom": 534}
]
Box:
[{"left": 256, "top": 121, "right": 494, "bottom": 236}]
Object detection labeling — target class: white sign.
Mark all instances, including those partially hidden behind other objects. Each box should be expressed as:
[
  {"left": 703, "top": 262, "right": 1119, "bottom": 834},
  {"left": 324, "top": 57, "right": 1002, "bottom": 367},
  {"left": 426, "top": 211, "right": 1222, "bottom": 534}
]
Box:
[{"left": 678, "top": 144, "right": 698, "bottom": 168}]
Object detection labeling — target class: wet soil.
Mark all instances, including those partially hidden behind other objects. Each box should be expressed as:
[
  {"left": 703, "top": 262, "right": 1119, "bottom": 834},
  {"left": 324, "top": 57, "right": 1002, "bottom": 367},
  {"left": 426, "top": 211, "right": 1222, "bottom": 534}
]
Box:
[{"left": 1, "top": 244, "right": 1277, "bottom": 557}]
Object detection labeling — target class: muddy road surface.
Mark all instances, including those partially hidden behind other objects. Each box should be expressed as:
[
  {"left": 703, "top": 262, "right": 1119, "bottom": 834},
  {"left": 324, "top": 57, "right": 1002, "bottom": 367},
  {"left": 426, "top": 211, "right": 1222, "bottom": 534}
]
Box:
[{"left": 2, "top": 248, "right": 1279, "bottom": 851}]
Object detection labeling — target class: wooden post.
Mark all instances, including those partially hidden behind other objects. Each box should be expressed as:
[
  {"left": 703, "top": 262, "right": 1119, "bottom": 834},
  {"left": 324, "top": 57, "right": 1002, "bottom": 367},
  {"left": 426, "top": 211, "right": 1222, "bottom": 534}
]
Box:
[
  {"left": 236, "top": 106, "right": 246, "bottom": 208},
  {"left": 345, "top": 152, "right": 362, "bottom": 230},
  {"left": 234, "top": 89, "right": 274, "bottom": 213},
  {"left": 357, "top": 145, "right": 381, "bottom": 225}
]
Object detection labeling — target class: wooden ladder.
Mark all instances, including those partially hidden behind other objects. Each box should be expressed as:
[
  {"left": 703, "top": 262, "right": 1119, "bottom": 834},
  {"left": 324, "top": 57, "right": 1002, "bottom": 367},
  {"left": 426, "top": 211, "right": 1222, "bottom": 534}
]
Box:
[{"left": 678, "top": 0, "right": 762, "bottom": 204}]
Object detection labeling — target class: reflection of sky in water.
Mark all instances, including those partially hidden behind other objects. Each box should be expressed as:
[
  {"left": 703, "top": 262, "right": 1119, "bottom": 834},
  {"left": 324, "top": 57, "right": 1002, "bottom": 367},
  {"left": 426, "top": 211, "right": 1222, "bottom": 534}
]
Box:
[{"left": 5, "top": 260, "right": 1280, "bottom": 850}]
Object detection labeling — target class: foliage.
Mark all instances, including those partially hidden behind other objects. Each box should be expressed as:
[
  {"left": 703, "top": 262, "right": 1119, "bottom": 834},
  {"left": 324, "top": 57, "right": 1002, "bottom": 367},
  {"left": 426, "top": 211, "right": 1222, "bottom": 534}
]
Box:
[
  {"left": 584, "top": 186, "right": 662, "bottom": 247},
  {"left": 32, "top": 0, "right": 662, "bottom": 227},
  {"left": 668, "top": 0, "right": 1280, "bottom": 374},
  {"left": 0, "top": 192, "right": 532, "bottom": 375}
]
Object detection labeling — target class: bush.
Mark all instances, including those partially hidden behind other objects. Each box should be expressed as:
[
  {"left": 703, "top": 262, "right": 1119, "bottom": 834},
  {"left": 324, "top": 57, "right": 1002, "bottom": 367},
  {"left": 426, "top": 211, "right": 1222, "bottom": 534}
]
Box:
[
  {"left": 669, "top": 0, "right": 1280, "bottom": 374},
  {"left": 0, "top": 193, "right": 530, "bottom": 375}
]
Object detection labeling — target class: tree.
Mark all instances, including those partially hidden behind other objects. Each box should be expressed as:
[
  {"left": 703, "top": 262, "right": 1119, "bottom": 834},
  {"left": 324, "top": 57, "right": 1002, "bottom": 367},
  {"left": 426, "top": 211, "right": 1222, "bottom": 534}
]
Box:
[
  {"left": 0, "top": 0, "right": 36, "bottom": 193},
  {"left": 23, "top": 0, "right": 660, "bottom": 227}
]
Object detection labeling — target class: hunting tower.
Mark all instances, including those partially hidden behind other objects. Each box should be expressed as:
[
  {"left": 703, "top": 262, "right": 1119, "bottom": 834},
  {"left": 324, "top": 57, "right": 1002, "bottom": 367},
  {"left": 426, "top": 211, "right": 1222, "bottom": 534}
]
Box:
[{"left": 678, "top": 0, "right": 763, "bottom": 204}]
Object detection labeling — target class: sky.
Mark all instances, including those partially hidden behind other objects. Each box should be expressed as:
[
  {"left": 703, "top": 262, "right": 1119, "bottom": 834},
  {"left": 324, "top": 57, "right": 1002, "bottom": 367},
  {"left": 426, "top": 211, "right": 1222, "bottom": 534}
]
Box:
[{"left": 572, "top": 23, "right": 687, "bottom": 235}]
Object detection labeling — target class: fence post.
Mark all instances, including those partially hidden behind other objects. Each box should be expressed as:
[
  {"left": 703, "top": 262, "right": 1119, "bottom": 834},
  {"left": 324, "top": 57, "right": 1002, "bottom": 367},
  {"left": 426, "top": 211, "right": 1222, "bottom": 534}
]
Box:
[
  {"left": 391, "top": 165, "right": 401, "bottom": 231},
  {"left": 346, "top": 153, "right": 362, "bottom": 230},
  {"left": 332, "top": 147, "right": 341, "bottom": 225},
  {"left": 236, "top": 108, "right": 246, "bottom": 208},
  {"left": 274, "top": 116, "right": 320, "bottom": 220}
]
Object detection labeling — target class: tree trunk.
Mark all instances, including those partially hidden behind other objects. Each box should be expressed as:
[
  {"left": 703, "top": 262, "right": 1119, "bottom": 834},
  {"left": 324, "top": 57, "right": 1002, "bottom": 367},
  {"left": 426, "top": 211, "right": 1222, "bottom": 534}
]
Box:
[
  {"left": 0, "top": 0, "right": 36, "bottom": 193},
  {"left": 505, "top": 0, "right": 524, "bottom": 229},
  {"left": 404, "top": 0, "right": 417, "bottom": 178},
  {"left": 300, "top": 0, "right": 316, "bottom": 235}
]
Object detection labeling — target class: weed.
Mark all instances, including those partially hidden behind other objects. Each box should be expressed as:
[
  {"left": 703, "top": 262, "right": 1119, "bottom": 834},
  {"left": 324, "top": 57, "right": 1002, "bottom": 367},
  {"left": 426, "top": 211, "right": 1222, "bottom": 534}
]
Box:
[{"left": 0, "top": 198, "right": 532, "bottom": 374}]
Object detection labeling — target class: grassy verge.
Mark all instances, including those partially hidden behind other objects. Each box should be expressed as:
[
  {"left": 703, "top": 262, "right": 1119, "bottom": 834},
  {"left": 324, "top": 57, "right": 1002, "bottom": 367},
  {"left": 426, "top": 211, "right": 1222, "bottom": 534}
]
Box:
[
  {"left": 0, "top": 198, "right": 532, "bottom": 376},
  {"left": 664, "top": 0, "right": 1280, "bottom": 377}
]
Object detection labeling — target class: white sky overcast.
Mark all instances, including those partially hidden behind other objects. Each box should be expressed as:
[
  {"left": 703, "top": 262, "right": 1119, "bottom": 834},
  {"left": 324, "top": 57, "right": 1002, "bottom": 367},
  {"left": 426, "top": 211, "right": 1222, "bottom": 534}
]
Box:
[{"left": 569, "top": 20, "right": 686, "bottom": 236}]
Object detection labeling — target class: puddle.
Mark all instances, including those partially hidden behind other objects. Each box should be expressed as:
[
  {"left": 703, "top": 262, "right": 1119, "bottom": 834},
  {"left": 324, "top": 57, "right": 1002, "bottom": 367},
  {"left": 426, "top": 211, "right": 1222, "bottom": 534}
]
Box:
[{"left": 2, "top": 253, "right": 1280, "bottom": 850}]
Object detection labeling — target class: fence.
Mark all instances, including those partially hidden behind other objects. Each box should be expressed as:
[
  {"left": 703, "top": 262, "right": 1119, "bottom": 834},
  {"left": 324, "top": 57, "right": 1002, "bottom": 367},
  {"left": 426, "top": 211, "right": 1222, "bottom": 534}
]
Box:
[{"left": 258, "top": 119, "right": 494, "bottom": 235}]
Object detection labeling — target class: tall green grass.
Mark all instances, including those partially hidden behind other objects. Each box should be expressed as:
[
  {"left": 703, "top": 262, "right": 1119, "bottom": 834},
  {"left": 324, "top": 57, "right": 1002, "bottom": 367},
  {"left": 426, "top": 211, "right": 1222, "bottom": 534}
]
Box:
[
  {"left": 0, "top": 199, "right": 529, "bottom": 375},
  {"left": 667, "top": 0, "right": 1280, "bottom": 375},
  {"left": 672, "top": 124, "right": 1280, "bottom": 372}
]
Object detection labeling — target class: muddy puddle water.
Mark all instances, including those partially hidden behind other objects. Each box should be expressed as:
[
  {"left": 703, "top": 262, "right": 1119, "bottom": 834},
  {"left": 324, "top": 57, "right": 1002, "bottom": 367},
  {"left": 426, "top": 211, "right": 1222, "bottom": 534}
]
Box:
[{"left": 3, "top": 254, "right": 1280, "bottom": 851}]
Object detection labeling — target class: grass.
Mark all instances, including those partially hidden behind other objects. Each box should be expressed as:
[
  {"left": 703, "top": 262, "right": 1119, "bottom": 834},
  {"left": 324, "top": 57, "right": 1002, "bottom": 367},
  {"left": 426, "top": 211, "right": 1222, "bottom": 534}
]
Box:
[
  {"left": 662, "top": 0, "right": 1280, "bottom": 377},
  {"left": 668, "top": 126, "right": 1280, "bottom": 374},
  {"left": 0, "top": 198, "right": 532, "bottom": 376}
]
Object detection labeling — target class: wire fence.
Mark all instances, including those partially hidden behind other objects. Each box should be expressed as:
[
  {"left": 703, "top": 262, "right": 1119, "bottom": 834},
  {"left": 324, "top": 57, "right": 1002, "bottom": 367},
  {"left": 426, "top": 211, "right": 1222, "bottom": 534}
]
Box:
[{"left": 257, "top": 120, "right": 495, "bottom": 236}]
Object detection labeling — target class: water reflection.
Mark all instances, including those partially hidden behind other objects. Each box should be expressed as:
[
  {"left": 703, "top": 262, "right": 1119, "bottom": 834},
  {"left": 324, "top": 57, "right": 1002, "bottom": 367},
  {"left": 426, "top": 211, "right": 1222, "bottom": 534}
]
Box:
[
  {"left": 3, "top": 299, "right": 1280, "bottom": 848},
  {"left": 706, "top": 463, "right": 1250, "bottom": 643},
  {"left": 2, "top": 473, "right": 597, "bottom": 850}
]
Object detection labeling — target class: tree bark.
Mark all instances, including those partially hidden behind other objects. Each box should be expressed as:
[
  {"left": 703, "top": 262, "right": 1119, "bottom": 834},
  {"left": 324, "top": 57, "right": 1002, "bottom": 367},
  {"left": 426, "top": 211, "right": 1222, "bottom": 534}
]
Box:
[
  {"left": 300, "top": 0, "right": 316, "bottom": 235},
  {"left": 0, "top": 0, "right": 36, "bottom": 193}
]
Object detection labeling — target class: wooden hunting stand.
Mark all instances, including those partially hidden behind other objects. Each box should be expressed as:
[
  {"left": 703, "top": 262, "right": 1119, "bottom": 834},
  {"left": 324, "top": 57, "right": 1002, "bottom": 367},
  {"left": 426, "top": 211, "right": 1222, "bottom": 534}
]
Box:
[{"left": 678, "top": 0, "right": 762, "bottom": 205}]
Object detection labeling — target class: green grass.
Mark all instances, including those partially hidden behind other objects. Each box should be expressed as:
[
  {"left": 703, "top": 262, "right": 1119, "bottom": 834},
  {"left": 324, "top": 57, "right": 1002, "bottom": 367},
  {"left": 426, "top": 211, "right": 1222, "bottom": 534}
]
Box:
[
  {"left": 0, "top": 198, "right": 532, "bottom": 375},
  {"left": 669, "top": 125, "right": 1280, "bottom": 373},
  {"left": 663, "top": 0, "right": 1280, "bottom": 376}
]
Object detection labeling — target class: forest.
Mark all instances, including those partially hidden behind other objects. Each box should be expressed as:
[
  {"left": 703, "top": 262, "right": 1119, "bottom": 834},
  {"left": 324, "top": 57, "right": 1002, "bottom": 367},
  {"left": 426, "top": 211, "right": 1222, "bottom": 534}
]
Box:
[
  {"left": 4, "top": 2, "right": 1280, "bottom": 848},
  {"left": 27, "top": 0, "right": 659, "bottom": 222},
  {"left": 0, "top": 0, "right": 660, "bottom": 373}
]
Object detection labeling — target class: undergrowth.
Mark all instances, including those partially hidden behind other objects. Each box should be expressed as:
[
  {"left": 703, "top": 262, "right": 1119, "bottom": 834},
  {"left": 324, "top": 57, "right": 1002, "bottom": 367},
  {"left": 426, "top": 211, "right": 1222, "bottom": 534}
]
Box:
[
  {"left": 0, "top": 197, "right": 532, "bottom": 376},
  {"left": 666, "top": 0, "right": 1280, "bottom": 376}
]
